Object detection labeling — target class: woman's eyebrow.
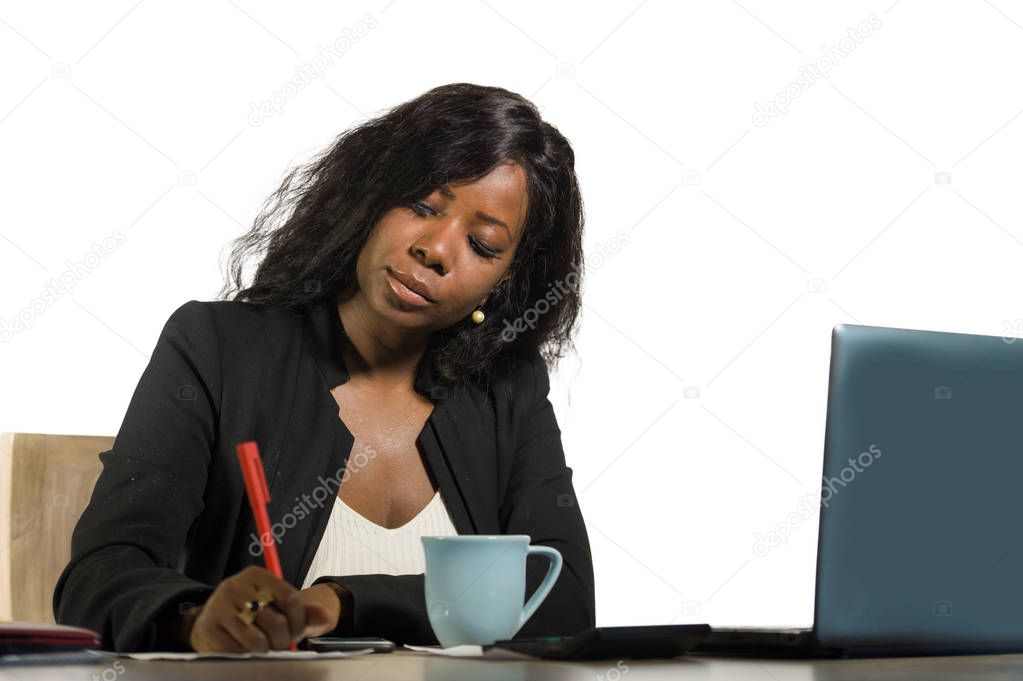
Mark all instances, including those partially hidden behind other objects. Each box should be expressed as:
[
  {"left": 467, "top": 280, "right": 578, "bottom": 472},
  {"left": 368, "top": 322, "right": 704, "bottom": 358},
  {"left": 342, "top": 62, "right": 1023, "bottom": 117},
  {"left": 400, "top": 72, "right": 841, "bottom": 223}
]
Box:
[{"left": 437, "top": 184, "right": 512, "bottom": 237}]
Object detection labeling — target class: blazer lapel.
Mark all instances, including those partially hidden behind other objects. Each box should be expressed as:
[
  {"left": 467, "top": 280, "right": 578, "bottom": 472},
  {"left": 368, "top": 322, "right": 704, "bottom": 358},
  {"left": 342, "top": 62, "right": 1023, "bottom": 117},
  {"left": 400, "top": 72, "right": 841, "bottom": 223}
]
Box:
[
  {"left": 290, "top": 406, "right": 353, "bottom": 587},
  {"left": 428, "top": 396, "right": 500, "bottom": 535}
]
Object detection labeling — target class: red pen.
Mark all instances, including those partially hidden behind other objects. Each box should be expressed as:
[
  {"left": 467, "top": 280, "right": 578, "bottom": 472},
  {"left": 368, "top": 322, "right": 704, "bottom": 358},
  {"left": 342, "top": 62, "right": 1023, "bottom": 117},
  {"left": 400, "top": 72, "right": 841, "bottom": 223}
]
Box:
[{"left": 235, "top": 440, "right": 298, "bottom": 651}]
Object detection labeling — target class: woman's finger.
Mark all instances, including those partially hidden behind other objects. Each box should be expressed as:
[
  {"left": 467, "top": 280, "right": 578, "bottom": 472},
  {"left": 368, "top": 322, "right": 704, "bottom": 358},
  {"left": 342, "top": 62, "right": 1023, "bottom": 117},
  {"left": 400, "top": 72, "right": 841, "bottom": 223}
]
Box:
[
  {"left": 200, "top": 621, "right": 249, "bottom": 653},
  {"left": 233, "top": 566, "right": 306, "bottom": 642},
  {"left": 253, "top": 605, "right": 293, "bottom": 650},
  {"left": 218, "top": 604, "right": 272, "bottom": 653}
]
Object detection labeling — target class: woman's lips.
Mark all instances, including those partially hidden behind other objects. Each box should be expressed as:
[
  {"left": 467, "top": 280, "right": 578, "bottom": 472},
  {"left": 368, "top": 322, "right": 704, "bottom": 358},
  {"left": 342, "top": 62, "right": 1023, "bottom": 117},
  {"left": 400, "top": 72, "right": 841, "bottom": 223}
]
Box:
[{"left": 387, "top": 270, "right": 434, "bottom": 307}]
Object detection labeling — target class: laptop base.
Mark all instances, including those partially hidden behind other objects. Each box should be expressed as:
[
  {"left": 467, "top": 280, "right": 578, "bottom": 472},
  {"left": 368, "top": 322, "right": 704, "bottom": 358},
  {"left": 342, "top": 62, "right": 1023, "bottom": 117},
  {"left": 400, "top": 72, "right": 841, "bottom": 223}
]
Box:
[
  {"left": 690, "top": 628, "right": 842, "bottom": 658},
  {"left": 690, "top": 627, "right": 1023, "bottom": 658}
]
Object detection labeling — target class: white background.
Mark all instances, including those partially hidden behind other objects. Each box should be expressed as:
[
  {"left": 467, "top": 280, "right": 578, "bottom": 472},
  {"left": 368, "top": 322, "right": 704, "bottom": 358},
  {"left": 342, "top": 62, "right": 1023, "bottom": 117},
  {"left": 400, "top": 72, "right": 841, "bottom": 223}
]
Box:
[{"left": 2, "top": 1, "right": 1022, "bottom": 629}]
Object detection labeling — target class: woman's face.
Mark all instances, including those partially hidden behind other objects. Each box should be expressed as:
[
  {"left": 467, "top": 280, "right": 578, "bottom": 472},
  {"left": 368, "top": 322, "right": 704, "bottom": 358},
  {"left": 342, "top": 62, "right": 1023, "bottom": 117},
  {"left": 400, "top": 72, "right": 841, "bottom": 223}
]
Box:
[{"left": 353, "top": 162, "right": 528, "bottom": 333}]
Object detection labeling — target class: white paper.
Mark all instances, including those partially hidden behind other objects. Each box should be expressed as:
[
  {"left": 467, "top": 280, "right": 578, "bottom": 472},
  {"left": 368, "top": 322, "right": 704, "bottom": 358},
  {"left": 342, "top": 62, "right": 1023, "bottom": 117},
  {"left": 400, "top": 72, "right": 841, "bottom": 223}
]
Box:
[
  {"left": 122, "top": 648, "right": 374, "bottom": 661},
  {"left": 402, "top": 643, "right": 536, "bottom": 659}
]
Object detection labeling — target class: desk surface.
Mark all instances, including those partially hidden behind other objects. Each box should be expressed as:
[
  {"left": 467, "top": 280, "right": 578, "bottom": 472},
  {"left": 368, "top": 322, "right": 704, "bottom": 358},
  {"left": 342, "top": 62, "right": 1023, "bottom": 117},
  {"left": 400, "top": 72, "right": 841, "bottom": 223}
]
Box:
[{"left": 4, "top": 649, "right": 1023, "bottom": 680}]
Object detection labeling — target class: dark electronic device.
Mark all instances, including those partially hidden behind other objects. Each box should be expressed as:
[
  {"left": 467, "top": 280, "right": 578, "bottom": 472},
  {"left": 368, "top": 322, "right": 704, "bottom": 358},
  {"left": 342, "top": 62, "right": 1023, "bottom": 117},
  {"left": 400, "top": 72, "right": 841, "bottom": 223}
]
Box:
[
  {"left": 488, "top": 624, "right": 710, "bottom": 660},
  {"left": 305, "top": 636, "right": 396, "bottom": 653}
]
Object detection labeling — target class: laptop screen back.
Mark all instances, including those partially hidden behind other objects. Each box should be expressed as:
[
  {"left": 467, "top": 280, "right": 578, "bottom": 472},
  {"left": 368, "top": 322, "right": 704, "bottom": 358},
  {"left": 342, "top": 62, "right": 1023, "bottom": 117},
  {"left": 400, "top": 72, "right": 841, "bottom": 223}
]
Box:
[{"left": 814, "top": 323, "right": 1023, "bottom": 650}]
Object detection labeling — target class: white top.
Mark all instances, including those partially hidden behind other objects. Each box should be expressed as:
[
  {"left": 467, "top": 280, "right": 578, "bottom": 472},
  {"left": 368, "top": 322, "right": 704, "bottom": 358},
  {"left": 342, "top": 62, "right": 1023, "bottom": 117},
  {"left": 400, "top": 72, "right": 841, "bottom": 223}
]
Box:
[{"left": 301, "top": 490, "right": 459, "bottom": 589}]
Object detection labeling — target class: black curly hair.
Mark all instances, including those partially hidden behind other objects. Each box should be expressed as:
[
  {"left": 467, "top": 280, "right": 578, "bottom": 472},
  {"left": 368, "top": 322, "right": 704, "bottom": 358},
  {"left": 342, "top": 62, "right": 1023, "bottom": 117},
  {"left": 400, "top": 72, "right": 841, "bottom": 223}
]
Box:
[{"left": 217, "top": 82, "right": 585, "bottom": 393}]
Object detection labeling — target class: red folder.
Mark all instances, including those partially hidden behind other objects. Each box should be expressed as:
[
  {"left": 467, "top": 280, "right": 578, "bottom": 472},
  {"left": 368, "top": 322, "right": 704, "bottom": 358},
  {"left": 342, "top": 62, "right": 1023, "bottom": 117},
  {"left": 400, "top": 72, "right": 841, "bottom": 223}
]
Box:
[{"left": 0, "top": 621, "right": 101, "bottom": 654}]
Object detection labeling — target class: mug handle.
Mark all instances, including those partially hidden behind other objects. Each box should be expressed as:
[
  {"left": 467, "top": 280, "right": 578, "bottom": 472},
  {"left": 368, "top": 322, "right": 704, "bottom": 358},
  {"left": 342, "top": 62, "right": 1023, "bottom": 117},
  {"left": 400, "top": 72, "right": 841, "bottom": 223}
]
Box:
[{"left": 517, "top": 545, "right": 563, "bottom": 630}]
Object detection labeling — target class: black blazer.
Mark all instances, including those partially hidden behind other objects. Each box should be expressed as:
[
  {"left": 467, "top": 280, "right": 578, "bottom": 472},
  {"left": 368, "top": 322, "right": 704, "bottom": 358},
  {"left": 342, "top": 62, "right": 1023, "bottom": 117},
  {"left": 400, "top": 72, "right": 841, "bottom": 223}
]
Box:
[{"left": 52, "top": 299, "right": 595, "bottom": 652}]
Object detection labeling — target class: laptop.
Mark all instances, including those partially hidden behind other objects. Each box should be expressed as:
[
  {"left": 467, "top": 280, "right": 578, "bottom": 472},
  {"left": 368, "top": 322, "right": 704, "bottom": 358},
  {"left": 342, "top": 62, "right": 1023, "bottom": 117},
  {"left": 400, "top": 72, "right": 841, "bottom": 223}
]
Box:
[{"left": 692, "top": 323, "right": 1023, "bottom": 658}]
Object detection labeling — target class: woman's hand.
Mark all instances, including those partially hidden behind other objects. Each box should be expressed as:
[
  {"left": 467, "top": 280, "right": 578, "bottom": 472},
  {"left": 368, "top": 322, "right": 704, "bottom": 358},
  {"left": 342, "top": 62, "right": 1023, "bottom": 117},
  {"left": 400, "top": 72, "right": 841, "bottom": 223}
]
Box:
[
  {"left": 186, "top": 566, "right": 336, "bottom": 652},
  {"left": 298, "top": 583, "right": 346, "bottom": 639}
]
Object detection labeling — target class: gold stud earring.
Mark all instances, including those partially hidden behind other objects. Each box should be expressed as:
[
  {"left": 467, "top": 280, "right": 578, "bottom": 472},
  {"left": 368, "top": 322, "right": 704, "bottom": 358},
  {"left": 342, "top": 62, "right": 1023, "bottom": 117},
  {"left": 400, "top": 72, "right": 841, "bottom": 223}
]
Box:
[{"left": 472, "top": 286, "right": 500, "bottom": 325}]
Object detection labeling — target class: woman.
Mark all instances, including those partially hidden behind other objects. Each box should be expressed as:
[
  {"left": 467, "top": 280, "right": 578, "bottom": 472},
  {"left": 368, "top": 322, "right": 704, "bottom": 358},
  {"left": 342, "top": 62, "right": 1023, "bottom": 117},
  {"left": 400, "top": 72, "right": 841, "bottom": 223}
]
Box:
[{"left": 53, "top": 82, "right": 594, "bottom": 652}]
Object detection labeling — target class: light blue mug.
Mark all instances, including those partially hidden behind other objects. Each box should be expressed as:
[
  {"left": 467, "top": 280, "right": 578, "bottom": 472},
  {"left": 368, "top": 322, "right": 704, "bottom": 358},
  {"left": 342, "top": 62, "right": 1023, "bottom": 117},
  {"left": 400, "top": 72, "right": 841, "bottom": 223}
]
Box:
[{"left": 421, "top": 535, "right": 563, "bottom": 647}]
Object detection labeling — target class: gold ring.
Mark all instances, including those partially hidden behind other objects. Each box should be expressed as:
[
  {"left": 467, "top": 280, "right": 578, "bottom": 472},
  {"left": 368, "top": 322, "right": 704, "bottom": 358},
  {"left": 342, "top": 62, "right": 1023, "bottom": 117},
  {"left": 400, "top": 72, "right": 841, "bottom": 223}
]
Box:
[
  {"left": 235, "top": 587, "right": 275, "bottom": 626},
  {"left": 235, "top": 604, "right": 257, "bottom": 626}
]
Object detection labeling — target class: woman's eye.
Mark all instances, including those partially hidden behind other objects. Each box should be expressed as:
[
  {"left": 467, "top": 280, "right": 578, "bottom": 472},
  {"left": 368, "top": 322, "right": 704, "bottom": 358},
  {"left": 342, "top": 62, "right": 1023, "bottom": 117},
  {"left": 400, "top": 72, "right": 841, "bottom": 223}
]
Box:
[
  {"left": 410, "top": 202, "right": 500, "bottom": 260},
  {"left": 469, "top": 236, "right": 499, "bottom": 260},
  {"left": 409, "top": 201, "right": 435, "bottom": 216}
]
